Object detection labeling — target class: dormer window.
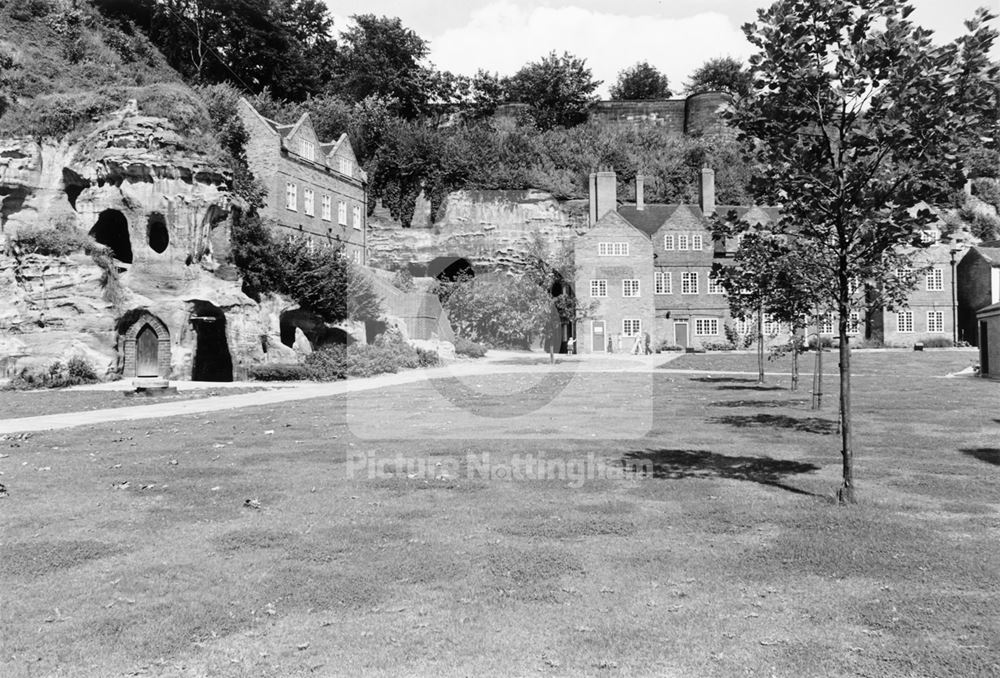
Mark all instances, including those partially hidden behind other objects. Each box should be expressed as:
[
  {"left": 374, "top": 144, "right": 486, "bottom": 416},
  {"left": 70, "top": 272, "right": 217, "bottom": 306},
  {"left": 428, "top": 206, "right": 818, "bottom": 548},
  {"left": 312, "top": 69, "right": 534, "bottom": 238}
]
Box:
[
  {"left": 338, "top": 157, "right": 352, "bottom": 176},
  {"left": 299, "top": 139, "right": 315, "bottom": 161}
]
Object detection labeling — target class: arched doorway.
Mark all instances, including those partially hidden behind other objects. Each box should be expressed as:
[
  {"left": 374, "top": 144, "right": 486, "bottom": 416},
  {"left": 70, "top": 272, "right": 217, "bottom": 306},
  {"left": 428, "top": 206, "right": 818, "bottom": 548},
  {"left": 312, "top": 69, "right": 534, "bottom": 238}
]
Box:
[
  {"left": 119, "top": 310, "right": 170, "bottom": 378},
  {"left": 90, "top": 209, "right": 133, "bottom": 263},
  {"left": 146, "top": 212, "right": 169, "bottom": 253},
  {"left": 279, "top": 308, "right": 351, "bottom": 349},
  {"left": 190, "top": 300, "right": 233, "bottom": 381}
]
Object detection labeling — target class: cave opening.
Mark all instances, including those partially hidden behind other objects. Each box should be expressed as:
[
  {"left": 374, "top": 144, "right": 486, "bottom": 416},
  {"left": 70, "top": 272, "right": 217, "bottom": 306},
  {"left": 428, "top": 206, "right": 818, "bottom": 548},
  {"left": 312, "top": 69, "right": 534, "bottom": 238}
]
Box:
[
  {"left": 146, "top": 212, "right": 169, "bottom": 253},
  {"left": 428, "top": 257, "right": 475, "bottom": 282},
  {"left": 190, "top": 300, "right": 233, "bottom": 382},
  {"left": 89, "top": 209, "right": 133, "bottom": 263}
]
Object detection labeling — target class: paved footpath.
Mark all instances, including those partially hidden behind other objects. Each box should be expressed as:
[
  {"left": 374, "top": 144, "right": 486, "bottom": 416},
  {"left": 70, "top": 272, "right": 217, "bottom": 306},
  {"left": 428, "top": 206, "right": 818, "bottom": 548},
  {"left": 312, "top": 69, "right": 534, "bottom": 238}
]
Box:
[{"left": 0, "top": 352, "right": 683, "bottom": 434}]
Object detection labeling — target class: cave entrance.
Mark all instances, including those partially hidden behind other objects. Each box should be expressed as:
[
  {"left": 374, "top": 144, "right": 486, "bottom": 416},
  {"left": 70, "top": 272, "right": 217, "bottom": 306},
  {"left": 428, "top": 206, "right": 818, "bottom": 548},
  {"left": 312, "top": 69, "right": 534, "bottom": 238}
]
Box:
[
  {"left": 190, "top": 301, "right": 233, "bottom": 382},
  {"left": 146, "top": 212, "right": 169, "bottom": 253},
  {"left": 90, "top": 209, "right": 133, "bottom": 263},
  {"left": 279, "top": 308, "right": 350, "bottom": 349},
  {"left": 428, "top": 257, "right": 475, "bottom": 282}
]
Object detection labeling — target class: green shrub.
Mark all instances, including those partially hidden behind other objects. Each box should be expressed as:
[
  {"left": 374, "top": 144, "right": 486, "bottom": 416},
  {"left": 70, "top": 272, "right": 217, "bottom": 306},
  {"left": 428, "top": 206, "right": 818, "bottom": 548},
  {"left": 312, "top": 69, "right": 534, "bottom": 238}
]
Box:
[
  {"left": 416, "top": 348, "right": 440, "bottom": 367},
  {"left": 248, "top": 364, "right": 312, "bottom": 381},
  {"left": 701, "top": 341, "right": 737, "bottom": 351},
  {"left": 304, "top": 345, "right": 348, "bottom": 381},
  {"left": 4, "top": 357, "right": 100, "bottom": 390},
  {"left": 920, "top": 337, "right": 954, "bottom": 348},
  {"left": 454, "top": 336, "right": 487, "bottom": 358},
  {"left": 16, "top": 222, "right": 93, "bottom": 256}
]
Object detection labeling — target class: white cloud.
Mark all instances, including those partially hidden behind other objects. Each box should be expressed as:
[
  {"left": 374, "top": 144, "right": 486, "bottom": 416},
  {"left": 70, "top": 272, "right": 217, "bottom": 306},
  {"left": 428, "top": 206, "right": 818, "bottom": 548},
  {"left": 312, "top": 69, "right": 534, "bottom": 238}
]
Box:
[{"left": 429, "top": 2, "right": 754, "bottom": 96}]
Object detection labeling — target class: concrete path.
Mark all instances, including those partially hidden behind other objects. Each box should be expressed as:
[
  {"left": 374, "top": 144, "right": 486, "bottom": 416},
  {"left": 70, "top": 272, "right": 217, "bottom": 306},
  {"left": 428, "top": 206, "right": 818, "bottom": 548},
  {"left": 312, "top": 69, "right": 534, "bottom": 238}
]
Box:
[{"left": 0, "top": 351, "right": 685, "bottom": 434}]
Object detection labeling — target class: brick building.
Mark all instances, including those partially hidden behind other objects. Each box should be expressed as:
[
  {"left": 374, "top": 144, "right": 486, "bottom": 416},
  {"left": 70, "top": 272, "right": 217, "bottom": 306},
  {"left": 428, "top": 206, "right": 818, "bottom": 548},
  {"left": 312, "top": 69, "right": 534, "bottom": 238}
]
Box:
[
  {"left": 957, "top": 243, "right": 1000, "bottom": 346},
  {"left": 238, "top": 98, "right": 368, "bottom": 264},
  {"left": 577, "top": 169, "right": 782, "bottom": 352}
]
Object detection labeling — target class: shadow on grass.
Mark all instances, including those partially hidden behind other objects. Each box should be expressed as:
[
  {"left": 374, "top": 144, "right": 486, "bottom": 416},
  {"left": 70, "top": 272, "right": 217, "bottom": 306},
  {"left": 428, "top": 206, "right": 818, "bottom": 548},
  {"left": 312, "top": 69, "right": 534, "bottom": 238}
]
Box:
[
  {"left": 622, "top": 448, "right": 821, "bottom": 496},
  {"left": 715, "top": 384, "right": 787, "bottom": 392},
  {"left": 690, "top": 377, "right": 758, "bottom": 383},
  {"left": 709, "top": 399, "right": 809, "bottom": 409},
  {"left": 710, "top": 413, "right": 837, "bottom": 435},
  {"left": 960, "top": 448, "right": 1000, "bottom": 466}
]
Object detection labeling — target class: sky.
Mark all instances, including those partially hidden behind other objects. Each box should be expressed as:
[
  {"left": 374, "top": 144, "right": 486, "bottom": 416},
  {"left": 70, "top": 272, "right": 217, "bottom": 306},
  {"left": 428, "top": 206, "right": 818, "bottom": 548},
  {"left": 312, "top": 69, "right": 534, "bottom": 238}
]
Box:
[{"left": 323, "top": 0, "right": 1000, "bottom": 96}]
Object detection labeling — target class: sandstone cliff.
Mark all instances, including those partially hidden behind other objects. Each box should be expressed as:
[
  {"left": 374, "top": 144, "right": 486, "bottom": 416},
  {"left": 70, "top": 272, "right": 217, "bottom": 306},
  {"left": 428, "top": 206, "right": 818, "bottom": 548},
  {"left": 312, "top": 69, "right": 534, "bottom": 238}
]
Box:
[{"left": 0, "top": 102, "right": 296, "bottom": 380}]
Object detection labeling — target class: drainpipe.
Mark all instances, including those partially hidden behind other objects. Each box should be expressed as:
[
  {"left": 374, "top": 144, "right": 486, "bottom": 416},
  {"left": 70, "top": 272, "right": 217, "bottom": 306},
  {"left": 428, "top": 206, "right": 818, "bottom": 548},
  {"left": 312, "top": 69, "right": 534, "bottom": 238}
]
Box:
[{"left": 950, "top": 248, "right": 958, "bottom": 345}]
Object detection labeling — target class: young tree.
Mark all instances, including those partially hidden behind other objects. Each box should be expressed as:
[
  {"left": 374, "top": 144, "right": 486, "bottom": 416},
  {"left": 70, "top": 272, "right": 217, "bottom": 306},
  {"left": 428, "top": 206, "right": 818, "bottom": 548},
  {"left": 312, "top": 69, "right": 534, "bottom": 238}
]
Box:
[
  {"left": 610, "top": 61, "right": 672, "bottom": 100},
  {"left": 685, "top": 56, "right": 752, "bottom": 97},
  {"left": 733, "top": 0, "right": 999, "bottom": 503},
  {"left": 507, "top": 51, "right": 602, "bottom": 130}
]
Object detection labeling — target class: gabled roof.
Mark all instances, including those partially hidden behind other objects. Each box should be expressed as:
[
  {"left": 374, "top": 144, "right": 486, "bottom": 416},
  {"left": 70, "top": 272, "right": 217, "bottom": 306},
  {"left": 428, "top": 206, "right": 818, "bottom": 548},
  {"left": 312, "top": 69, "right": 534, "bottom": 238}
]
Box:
[
  {"left": 324, "top": 133, "right": 352, "bottom": 159},
  {"left": 591, "top": 208, "right": 655, "bottom": 238},
  {"left": 974, "top": 247, "right": 1000, "bottom": 264},
  {"left": 618, "top": 202, "right": 780, "bottom": 236},
  {"left": 617, "top": 205, "right": 679, "bottom": 236},
  {"left": 283, "top": 113, "right": 313, "bottom": 142}
]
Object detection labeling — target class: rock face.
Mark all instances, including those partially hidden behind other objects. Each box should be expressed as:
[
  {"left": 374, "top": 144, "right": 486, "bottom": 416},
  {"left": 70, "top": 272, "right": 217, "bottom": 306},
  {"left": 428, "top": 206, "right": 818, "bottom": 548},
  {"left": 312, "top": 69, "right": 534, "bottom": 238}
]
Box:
[
  {"left": 0, "top": 102, "right": 289, "bottom": 380},
  {"left": 367, "top": 189, "right": 589, "bottom": 273}
]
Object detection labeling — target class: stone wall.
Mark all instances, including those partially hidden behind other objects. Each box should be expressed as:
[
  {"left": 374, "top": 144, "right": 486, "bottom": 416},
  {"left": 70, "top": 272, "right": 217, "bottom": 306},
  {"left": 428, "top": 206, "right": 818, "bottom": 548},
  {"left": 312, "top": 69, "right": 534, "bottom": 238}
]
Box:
[
  {"left": 588, "top": 92, "right": 734, "bottom": 135},
  {"left": 367, "top": 189, "right": 589, "bottom": 273}
]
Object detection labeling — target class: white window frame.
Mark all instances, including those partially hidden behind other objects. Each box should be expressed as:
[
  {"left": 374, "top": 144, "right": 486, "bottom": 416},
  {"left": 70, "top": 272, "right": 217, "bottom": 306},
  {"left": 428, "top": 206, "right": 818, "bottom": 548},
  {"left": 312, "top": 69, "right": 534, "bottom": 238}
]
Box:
[
  {"left": 655, "top": 271, "right": 672, "bottom": 294},
  {"left": 897, "top": 310, "right": 913, "bottom": 333},
  {"left": 352, "top": 205, "right": 362, "bottom": 230},
  {"left": 598, "top": 242, "right": 629, "bottom": 257},
  {"left": 926, "top": 267, "right": 944, "bottom": 292},
  {"left": 927, "top": 311, "right": 944, "bottom": 333},
  {"left": 733, "top": 318, "right": 754, "bottom": 336},
  {"left": 285, "top": 182, "right": 297, "bottom": 211},
  {"left": 819, "top": 315, "right": 834, "bottom": 335},
  {"left": 321, "top": 195, "right": 332, "bottom": 221},
  {"left": 707, "top": 276, "right": 725, "bottom": 295},
  {"left": 847, "top": 312, "right": 861, "bottom": 336},
  {"left": 299, "top": 139, "right": 315, "bottom": 161},
  {"left": 338, "top": 201, "right": 347, "bottom": 226},
  {"left": 681, "top": 271, "right": 698, "bottom": 295},
  {"left": 590, "top": 279, "right": 607, "bottom": 297},
  {"left": 677, "top": 234, "right": 690, "bottom": 251},
  {"left": 695, "top": 318, "right": 719, "bottom": 336},
  {"left": 622, "top": 319, "right": 641, "bottom": 337},
  {"left": 663, "top": 234, "right": 675, "bottom": 251},
  {"left": 763, "top": 316, "right": 780, "bottom": 336},
  {"left": 622, "top": 279, "right": 640, "bottom": 297},
  {"left": 303, "top": 188, "right": 315, "bottom": 216},
  {"left": 692, "top": 234, "right": 704, "bottom": 250},
  {"left": 338, "top": 156, "right": 352, "bottom": 176}
]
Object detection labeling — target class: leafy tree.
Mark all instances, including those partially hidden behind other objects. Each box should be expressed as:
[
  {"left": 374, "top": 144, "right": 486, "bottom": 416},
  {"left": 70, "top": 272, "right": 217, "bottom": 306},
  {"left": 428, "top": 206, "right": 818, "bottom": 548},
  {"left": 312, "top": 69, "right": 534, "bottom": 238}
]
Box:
[
  {"left": 507, "top": 51, "right": 601, "bottom": 130},
  {"left": 729, "top": 0, "right": 999, "bottom": 503},
  {"left": 685, "top": 56, "right": 752, "bottom": 97},
  {"left": 333, "top": 14, "right": 434, "bottom": 119},
  {"left": 440, "top": 274, "right": 552, "bottom": 349},
  {"left": 609, "top": 61, "right": 672, "bottom": 100}
]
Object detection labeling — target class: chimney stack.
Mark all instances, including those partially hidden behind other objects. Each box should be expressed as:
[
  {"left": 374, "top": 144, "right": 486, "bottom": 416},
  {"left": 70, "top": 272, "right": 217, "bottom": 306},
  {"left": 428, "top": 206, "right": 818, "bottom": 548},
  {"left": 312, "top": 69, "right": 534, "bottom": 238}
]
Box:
[
  {"left": 699, "top": 167, "right": 716, "bottom": 216},
  {"left": 636, "top": 174, "right": 645, "bottom": 211},
  {"left": 589, "top": 168, "right": 618, "bottom": 225}
]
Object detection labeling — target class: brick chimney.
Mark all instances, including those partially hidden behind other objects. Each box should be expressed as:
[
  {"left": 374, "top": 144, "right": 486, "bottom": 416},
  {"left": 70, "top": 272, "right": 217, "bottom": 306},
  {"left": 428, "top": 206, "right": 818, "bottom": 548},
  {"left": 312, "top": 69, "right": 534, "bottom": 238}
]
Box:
[
  {"left": 636, "top": 174, "right": 645, "bottom": 211},
  {"left": 699, "top": 167, "right": 716, "bottom": 216},
  {"left": 589, "top": 169, "right": 618, "bottom": 224}
]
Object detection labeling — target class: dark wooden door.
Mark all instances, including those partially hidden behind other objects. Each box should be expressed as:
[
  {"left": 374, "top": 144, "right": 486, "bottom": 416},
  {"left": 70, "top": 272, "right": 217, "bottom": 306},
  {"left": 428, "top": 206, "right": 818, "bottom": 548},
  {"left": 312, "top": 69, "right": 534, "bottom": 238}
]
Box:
[
  {"left": 136, "top": 324, "right": 159, "bottom": 377},
  {"left": 674, "top": 322, "right": 689, "bottom": 349},
  {"left": 981, "top": 321, "right": 989, "bottom": 376}
]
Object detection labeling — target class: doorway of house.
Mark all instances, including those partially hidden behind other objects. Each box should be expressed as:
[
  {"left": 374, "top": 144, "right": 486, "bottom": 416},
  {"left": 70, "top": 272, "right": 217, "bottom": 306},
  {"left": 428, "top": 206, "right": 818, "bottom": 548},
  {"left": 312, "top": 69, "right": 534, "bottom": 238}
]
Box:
[
  {"left": 136, "top": 324, "right": 159, "bottom": 377},
  {"left": 674, "top": 322, "right": 689, "bottom": 349},
  {"left": 980, "top": 321, "right": 989, "bottom": 375},
  {"left": 592, "top": 320, "right": 605, "bottom": 353}
]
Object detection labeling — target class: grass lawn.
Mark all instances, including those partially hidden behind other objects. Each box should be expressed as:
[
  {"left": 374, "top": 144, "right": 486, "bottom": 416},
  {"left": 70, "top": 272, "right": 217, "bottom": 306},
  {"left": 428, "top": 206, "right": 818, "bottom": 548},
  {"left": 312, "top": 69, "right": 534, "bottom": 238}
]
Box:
[
  {"left": 0, "top": 352, "right": 998, "bottom": 677},
  {"left": 0, "top": 387, "right": 269, "bottom": 419}
]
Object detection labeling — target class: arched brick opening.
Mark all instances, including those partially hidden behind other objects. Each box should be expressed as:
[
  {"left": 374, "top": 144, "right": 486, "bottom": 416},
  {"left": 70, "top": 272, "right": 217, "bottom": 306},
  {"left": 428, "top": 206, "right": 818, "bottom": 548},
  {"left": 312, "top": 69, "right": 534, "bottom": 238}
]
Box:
[
  {"left": 146, "top": 212, "right": 169, "bottom": 253},
  {"left": 90, "top": 209, "right": 133, "bottom": 263},
  {"left": 190, "top": 300, "right": 233, "bottom": 382},
  {"left": 119, "top": 310, "right": 171, "bottom": 379}
]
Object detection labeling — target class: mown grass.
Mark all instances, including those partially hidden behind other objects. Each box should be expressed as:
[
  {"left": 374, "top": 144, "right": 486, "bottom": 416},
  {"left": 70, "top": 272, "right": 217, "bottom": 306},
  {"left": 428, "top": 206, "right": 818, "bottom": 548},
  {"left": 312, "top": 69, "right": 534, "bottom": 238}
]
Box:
[
  {"left": 0, "top": 386, "right": 268, "bottom": 419},
  {"left": 0, "top": 352, "right": 997, "bottom": 676}
]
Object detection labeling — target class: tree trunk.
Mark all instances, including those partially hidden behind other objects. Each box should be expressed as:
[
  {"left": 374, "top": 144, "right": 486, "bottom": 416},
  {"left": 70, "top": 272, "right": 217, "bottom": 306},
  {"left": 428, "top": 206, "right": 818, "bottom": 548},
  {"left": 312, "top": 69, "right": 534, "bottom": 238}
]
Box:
[
  {"left": 757, "top": 307, "right": 765, "bottom": 384},
  {"left": 791, "top": 334, "right": 799, "bottom": 392},
  {"left": 811, "top": 317, "right": 823, "bottom": 410},
  {"left": 837, "top": 309, "right": 856, "bottom": 504}
]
